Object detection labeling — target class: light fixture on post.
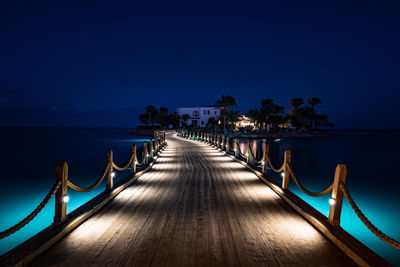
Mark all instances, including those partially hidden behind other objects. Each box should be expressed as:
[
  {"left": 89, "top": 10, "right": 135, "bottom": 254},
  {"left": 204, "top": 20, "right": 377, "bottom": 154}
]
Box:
[
  {"left": 329, "top": 198, "right": 336, "bottom": 206},
  {"left": 62, "top": 195, "right": 70, "bottom": 203}
]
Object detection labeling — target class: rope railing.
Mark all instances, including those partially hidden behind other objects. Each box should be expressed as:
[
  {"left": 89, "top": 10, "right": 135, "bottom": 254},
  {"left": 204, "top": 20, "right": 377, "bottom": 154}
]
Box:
[
  {"left": 249, "top": 144, "right": 263, "bottom": 164},
  {"left": 0, "top": 181, "right": 61, "bottom": 239},
  {"left": 112, "top": 152, "right": 135, "bottom": 171},
  {"left": 0, "top": 131, "right": 167, "bottom": 240},
  {"left": 67, "top": 161, "right": 112, "bottom": 192},
  {"left": 236, "top": 140, "right": 248, "bottom": 158},
  {"left": 287, "top": 164, "right": 333, "bottom": 197},
  {"left": 182, "top": 131, "right": 400, "bottom": 251},
  {"left": 340, "top": 183, "right": 400, "bottom": 250},
  {"left": 264, "top": 152, "right": 285, "bottom": 172}
]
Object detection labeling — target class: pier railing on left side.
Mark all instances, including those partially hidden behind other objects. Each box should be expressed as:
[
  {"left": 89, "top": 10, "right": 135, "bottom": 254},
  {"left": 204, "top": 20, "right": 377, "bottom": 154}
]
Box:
[
  {"left": 179, "top": 130, "right": 400, "bottom": 251},
  {"left": 0, "top": 131, "right": 167, "bottom": 240}
]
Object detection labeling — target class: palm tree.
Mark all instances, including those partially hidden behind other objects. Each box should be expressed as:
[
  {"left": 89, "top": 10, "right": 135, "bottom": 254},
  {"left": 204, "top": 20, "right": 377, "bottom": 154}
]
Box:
[
  {"left": 215, "top": 95, "right": 237, "bottom": 132},
  {"left": 306, "top": 97, "right": 322, "bottom": 129},
  {"left": 157, "top": 106, "right": 169, "bottom": 128},
  {"left": 288, "top": 98, "right": 305, "bottom": 129},
  {"left": 139, "top": 105, "right": 159, "bottom": 128},
  {"left": 307, "top": 97, "right": 322, "bottom": 108},
  {"left": 181, "top": 114, "right": 190, "bottom": 128}
]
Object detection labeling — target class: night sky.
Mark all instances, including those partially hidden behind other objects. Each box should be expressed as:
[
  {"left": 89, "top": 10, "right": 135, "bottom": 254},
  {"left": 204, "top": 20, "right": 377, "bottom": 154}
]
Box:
[{"left": 1, "top": 1, "right": 399, "bottom": 128}]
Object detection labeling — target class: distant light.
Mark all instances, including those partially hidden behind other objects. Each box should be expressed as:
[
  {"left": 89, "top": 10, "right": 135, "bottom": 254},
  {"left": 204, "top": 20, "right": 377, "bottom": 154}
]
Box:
[
  {"left": 111, "top": 172, "right": 116, "bottom": 178},
  {"left": 281, "top": 172, "right": 285, "bottom": 177},
  {"left": 62, "top": 195, "right": 70, "bottom": 203},
  {"left": 329, "top": 198, "right": 336, "bottom": 206}
]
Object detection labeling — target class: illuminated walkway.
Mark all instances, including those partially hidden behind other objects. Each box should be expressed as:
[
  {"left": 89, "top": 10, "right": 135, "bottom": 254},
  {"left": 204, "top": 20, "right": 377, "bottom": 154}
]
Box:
[{"left": 31, "top": 133, "right": 355, "bottom": 266}]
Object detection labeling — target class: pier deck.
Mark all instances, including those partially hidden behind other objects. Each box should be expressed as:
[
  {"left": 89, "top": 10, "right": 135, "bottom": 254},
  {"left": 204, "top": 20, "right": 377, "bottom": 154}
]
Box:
[{"left": 30, "top": 133, "right": 355, "bottom": 266}]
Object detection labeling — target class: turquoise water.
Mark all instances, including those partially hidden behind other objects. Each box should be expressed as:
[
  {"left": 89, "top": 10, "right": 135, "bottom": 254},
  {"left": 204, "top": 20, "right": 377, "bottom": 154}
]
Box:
[
  {"left": 237, "top": 130, "right": 400, "bottom": 265},
  {"left": 0, "top": 127, "right": 150, "bottom": 256}
]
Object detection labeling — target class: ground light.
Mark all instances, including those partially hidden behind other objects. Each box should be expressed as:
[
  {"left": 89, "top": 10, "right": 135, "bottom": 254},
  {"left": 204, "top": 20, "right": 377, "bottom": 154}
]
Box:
[{"left": 329, "top": 198, "right": 336, "bottom": 206}]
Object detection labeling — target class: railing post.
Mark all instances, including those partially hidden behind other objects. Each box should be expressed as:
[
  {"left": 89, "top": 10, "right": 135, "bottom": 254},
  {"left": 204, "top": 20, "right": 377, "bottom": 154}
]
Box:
[
  {"left": 130, "top": 144, "right": 137, "bottom": 174},
  {"left": 262, "top": 144, "right": 269, "bottom": 174},
  {"left": 163, "top": 132, "right": 166, "bottom": 145},
  {"left": 221, "top": 135, "right": 225, "bottom": 150},
  {"left": 54, "top": 161, "right": 68, "bottom": 224},
  {"left": 234, "top": 140, "right": 239, "bottom": 158},
  {"left": 282, "top": 150, "right": 291, "bottom": 190},
  {"left": 328, "top": 164, "right": 347, "bottom": 226},
  {"left": 226, "top": 136, "right": 230, "bottom": 152},
  {"left": 247, "top": 141, "right": 252, "bottom": 164},
  {"left": 107, "top": 150, "right": 114, "bottom": 190},
  {"left": 217, "top": 134, "right": 220, "bottom": 148},
  {"left": 143, "top": 142, "right": 148, "bottom": 165},
  {"left": 149, "top": 140, "right": 154, "bottom": 159}
]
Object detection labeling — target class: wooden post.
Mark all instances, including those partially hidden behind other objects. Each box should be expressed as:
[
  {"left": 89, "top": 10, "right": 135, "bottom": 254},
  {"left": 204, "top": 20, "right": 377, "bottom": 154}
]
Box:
[
  {"left": 163, "top": 132, "right": 166, "bottom": 144},
  {"left": 247, "top": 141, "right": 252, "bottom": 164},
  {"left": 217, "top": 135, "right": 220, "bottom": 148},
  {"left": 54, "top": 161, "right": 68, "bottom": 224},
  {"left": 234, "top": 140, "right": 239, "bottom": 158},
  {"left": 221, "top": 135, "right": 225, "bottom": 150},
  {"left": 262, "top": 144, "right": 269, "bottom": 174},
  {"left": 130, "top": 144, "right": 137, "bottom": 174},
  {"left": 328, "top": 164, "right": 347, "bottom": 226},
  {"left": 107, "top": 150, "right": 114, "bottom": 190},
  {"left": 226, "top": 136, "right": 230, "bottom": 152},
  {"left": 143, "top": 142, "right": 148, "bottom": 165},
  {"left": 282, "top": 150, "right": 291, "bottom": 190},
  {"left": 149, "top": 140, "right": 154, "bottom": 159}
]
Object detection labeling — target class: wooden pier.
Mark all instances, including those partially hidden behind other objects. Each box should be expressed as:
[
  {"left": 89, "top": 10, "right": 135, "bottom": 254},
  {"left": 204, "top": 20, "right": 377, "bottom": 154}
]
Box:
[
  {"left": 29, "top": 133, "right": 355, "bottom": 266},
  {"left": 1, "top": 132, "right": 394, "bottom": 266}
]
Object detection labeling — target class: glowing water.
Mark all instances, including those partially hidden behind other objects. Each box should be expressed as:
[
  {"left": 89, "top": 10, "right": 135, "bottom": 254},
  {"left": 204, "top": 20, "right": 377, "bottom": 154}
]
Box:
[
  {"left": 0, "top": 128, "right": 147, "bottom": 256},
  {"left": 239, "top": 130, "right": 400, "bottom": 265}
]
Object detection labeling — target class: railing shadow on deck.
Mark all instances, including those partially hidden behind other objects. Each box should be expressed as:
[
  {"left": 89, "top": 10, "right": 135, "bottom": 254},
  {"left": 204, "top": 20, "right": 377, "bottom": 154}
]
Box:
[{"left": 180, "top": 130, "right": 398, "bottom": 266}]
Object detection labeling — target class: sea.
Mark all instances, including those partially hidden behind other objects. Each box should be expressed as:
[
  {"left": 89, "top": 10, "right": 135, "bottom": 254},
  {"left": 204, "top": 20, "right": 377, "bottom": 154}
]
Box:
[{"left": 0, "top": 128, "right": 399, "bottom": 265}]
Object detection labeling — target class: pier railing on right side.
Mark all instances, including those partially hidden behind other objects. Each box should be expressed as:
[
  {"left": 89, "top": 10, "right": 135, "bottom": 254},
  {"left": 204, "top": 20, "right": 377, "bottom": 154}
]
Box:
[{"left": 179, "top": 130, "right": 400, "bottom": 251}]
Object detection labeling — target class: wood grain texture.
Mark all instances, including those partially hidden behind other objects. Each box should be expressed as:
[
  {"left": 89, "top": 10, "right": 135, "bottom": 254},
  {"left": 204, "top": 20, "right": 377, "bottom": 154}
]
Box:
[{"left": 30, "top": 133, "right": 356, "bottom": 267}]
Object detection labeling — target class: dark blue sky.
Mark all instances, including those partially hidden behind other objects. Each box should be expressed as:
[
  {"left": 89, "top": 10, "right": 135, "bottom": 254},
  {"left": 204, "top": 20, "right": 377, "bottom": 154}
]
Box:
[{"left": 1, "top": 1, "right": 399, "bottom": 128}]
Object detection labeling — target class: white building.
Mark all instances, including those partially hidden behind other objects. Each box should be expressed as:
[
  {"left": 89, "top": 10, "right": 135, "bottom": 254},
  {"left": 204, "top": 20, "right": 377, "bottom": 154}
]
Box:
[
  {"left": 177, "top": 106, "right": 222, "bottom": 127},
  {"left": 235, "top": 115, "right": 255, "bottom": 128}
]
